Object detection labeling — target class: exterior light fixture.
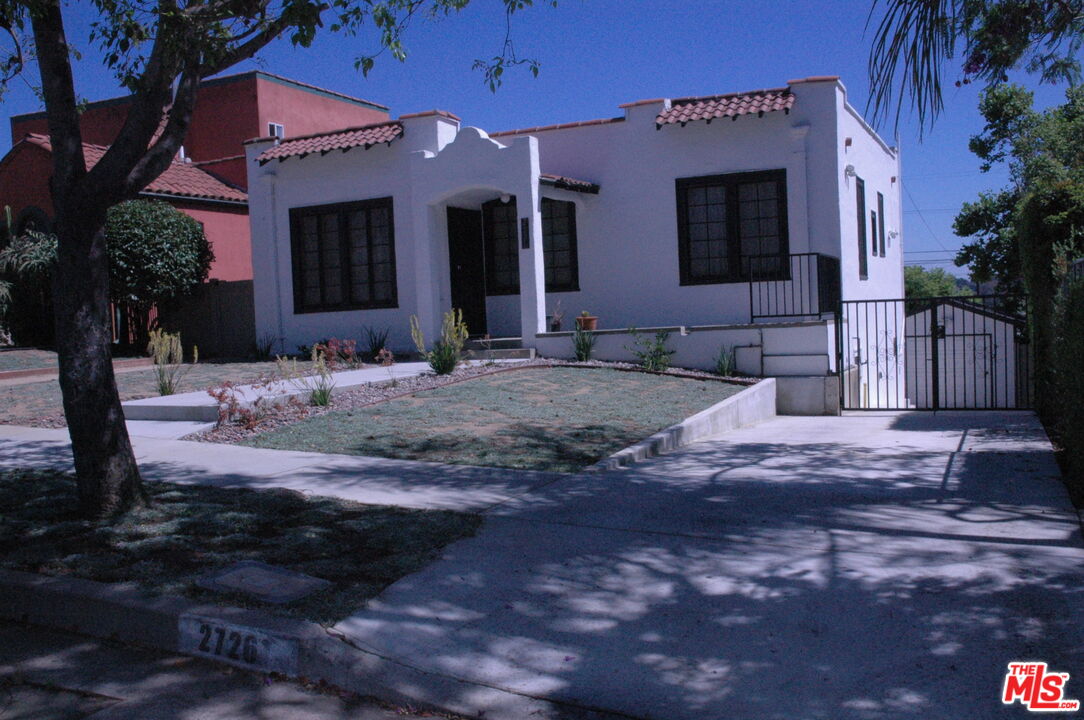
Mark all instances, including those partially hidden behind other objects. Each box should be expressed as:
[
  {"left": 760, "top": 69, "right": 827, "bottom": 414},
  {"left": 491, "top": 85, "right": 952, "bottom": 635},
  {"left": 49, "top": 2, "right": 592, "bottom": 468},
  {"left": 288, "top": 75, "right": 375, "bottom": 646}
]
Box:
[
  {"left": 499, "top": 193, "right": 511, "bottom": 204},
  {"left": 844, "top": 164, "right": 856, "bottom": 177}
]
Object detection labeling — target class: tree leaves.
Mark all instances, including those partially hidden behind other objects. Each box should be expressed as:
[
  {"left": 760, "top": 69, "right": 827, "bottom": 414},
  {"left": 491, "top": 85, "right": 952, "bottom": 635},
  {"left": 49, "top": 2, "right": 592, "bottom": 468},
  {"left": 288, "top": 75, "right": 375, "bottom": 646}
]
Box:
[{"left": 867, "top": 0, "right": 1084, "bottom": 131}]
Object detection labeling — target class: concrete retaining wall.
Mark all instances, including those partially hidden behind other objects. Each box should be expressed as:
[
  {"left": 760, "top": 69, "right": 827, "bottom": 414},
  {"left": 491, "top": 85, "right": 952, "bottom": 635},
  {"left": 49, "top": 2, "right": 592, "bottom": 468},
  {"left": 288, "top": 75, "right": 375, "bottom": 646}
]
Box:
[
  {"left": 534, "top": 321, "right": 832, "bottom": 377},
  {"left": 594, "top": 378, "right": 776, "bottom": 470},
  {"left": 775, "top": 375, "right": 840, "bottom": 415}
]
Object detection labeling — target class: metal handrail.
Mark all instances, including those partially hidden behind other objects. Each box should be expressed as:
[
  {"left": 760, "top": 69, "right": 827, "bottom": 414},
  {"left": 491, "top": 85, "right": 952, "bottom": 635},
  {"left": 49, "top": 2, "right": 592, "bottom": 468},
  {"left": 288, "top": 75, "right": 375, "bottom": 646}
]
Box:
[{"left": 745, "top": 252, "right": 840, "bottom": 321}]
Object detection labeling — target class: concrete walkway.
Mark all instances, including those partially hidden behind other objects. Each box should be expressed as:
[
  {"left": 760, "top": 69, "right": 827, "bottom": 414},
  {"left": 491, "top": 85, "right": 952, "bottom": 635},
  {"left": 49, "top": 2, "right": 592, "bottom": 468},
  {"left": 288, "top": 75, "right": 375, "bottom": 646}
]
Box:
[{"left": 1, "top": 413, "right": 1082, "bottom": 719}]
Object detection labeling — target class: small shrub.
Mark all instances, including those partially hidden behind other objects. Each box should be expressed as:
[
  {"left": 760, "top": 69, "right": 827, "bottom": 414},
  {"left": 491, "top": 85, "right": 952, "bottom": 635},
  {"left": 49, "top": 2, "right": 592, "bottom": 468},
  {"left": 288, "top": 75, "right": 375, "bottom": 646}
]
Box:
[
  {"left": 375, "top": 347, "right": 395, "bottom": 366},
  {"left": 714, "top": 346, "right": 737, "bottom": 377},
  {"left": 278, "top": 347, "right": 337, "bottom": 406},
  {"left": 316, "top": 337, "right": 359, "bottom": 370},
  {"left": 625, "top": 328, "right": 676, "bottom": 372},
  {"left": 572, "top": 325, "right": 596, "bottom": 361},
  {"left": 147, "top": 328, "right": 197, "bottom": 396},
  {"left": 411, "top": 309, "right": 469, "bottom": 375},
  {"left": 361, "top": 326, "right": 391, "bottom": 362},
  {"left": 206, "top": 369, "right": 293, "bottom": 429},
  {"left": 253, "top": 332, "right": 276, "bottom": 360}
]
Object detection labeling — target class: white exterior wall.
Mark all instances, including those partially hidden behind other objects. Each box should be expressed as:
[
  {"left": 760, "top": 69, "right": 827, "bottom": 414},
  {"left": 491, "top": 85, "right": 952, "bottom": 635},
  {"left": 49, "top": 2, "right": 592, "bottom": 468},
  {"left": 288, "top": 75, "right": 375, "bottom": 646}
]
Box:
[
  {"left": 246, "top": 137, "right": 421, "bottom": 355},
  {"left": 246, "top": 78, "right": 901, "bottom": 374}
]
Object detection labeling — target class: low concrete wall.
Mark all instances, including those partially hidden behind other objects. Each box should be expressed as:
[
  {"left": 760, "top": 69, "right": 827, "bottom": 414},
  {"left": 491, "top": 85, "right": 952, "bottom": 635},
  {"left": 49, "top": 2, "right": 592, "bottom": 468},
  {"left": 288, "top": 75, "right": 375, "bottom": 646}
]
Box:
[
  {"left": 534, "top": 320, "right": 832, "bottom": 376},
  {"left": 594, "top": 378, "right": 777, "bottom": 470},
  {"left": 775, "top": 375, "right": 840, "bottom": 416}
]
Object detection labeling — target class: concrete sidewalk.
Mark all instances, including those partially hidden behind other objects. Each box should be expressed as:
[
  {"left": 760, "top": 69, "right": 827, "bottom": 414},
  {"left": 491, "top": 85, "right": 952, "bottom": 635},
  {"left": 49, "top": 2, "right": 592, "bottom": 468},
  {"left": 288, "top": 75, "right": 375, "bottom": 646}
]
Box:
[
  {"left": 0, "top": 424, "right": 567, "bottom": 513},
  {"left": 2, "top": 413, "right": 1082, "bottom": 719}
]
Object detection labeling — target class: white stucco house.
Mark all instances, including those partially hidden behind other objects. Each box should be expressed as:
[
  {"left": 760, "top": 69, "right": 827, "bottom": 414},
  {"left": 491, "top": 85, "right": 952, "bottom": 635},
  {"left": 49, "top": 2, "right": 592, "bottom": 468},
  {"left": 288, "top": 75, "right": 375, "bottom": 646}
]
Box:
[{"left": 244, "top": 75, "right": 903, "bottom": 413}]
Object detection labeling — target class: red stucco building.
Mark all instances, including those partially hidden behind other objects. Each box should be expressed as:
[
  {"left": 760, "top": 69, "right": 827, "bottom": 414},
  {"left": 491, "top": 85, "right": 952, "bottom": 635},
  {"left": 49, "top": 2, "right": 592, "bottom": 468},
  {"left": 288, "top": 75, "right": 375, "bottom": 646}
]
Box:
[{"left": 0, "top": 71, "right": 389, "bottom": 353}]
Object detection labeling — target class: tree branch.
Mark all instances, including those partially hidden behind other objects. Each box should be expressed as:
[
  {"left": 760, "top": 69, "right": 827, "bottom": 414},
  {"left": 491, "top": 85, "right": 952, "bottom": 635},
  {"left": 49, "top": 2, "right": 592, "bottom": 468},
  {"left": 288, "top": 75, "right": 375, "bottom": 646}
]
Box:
[
  {"left": 125, "top": 64, "right": 199, "bottom": 195},
  {"left": 26, "top": 0, "right": 86, "bottom": 202}
]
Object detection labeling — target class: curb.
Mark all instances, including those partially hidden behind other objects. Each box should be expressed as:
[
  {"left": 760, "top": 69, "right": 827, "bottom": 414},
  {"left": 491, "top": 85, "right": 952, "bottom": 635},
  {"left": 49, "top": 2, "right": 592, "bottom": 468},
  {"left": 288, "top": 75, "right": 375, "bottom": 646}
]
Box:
[
  {"left": 0, "top": 568, "right": 628, "bottom": 720},
  {"left": 590, "top": 378, "right": 777, "bottom": 471}
]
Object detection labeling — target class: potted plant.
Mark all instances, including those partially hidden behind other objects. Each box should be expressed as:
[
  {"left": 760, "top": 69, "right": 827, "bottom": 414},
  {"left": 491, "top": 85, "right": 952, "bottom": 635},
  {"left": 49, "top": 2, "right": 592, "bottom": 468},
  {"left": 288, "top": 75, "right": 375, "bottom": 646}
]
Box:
[
  {"left": 576, "top": 310, "right": 598, "bottom": 331},
  {"left": 548, "top": 301, "right": 565, "bottom": 332}
]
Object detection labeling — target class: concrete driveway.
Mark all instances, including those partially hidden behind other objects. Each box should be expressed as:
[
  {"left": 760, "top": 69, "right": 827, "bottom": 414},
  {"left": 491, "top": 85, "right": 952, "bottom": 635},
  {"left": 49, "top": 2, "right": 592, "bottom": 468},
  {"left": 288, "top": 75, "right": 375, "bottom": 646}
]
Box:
[{"left": 333, "top": 412, "right": 1084, "bottom": 719}]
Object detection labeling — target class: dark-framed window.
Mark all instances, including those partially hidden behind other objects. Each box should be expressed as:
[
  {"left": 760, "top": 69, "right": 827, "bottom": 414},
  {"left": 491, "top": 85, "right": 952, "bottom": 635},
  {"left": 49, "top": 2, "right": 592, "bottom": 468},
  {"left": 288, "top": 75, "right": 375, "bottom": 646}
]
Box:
[
  {"left": 289, "top": 197, "right": 397, "bottom": 313},
  {"left": 483, "top": 198, "right": 520, "bottom": 295},
  {"left": 877, "top": 191, "right": 886, "bottom": 257},
  {"left": 541, "top": 198, "right": 579, "bottom": 292},
  {"left": 871, "top": 210, "right": 878, "bottom": 260},
  {"left": 856, "top": 177, "right": 868, "bottom": 280},
  {"left": 675, "top": 169, "right": 788, "bottom": 285}
]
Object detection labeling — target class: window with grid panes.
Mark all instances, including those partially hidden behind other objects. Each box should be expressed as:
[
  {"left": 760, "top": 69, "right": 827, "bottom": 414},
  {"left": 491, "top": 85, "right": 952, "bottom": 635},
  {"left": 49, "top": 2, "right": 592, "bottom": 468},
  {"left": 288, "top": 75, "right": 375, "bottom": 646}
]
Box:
[
  {"left": 483, "top": 198, "right": 520, "bottom": 295},
  {"left": 289, "top": 198, "right": 397, "bottom": 313},
  {"left": 676, "top": 170, "right": 788, "bottom": 284},
  {"left": 541, "top": 198, "right": 579, "bottom": 292}
]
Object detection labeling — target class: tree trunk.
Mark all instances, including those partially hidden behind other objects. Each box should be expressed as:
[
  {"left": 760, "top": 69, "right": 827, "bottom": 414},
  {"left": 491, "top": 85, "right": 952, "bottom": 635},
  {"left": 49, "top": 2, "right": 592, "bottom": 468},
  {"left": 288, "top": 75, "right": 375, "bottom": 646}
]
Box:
[{"left": 52, "top": 210, "right": 145, "bottom": 518}]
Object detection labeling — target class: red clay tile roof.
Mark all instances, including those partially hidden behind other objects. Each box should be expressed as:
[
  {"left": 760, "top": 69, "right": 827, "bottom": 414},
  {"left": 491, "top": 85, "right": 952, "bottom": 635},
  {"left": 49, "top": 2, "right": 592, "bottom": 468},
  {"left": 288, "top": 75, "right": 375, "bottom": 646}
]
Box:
[
  {"left": 256, "top": 121, "right": 404, "bottom": 164},
  {"left": 540, "top": 173, "right": 599, "bottom": 194},
  {"left": 20, "top": 133, "right": 247, "bottom": 203},
  {"left": 656, "top": 88, "right": 795, "bottom": 126}
]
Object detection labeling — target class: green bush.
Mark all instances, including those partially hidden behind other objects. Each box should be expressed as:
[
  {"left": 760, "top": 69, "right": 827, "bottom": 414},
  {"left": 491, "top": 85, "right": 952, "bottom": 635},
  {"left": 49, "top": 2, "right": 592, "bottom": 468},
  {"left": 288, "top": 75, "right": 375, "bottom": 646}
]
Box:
[
  {"left": 411, "top": 309, "right": 469, "bottom": 375},
  {"left": 1050, "top": 277, "right": 1084, "bottom": 501},
  {"left": 714, "top": 346, "right": 736, "bottom": 376},
  {"left": 105, "top": 200, "right": 213, "bottom": 307},
  {"left": 572, "top": 325, "right": 595, "bottom": 361},
  {"left": 625, "top": 328, "right": 676, "bottom": 372},
  {"left": 147, "top": 328, "right": 197, "bottom": 396}
]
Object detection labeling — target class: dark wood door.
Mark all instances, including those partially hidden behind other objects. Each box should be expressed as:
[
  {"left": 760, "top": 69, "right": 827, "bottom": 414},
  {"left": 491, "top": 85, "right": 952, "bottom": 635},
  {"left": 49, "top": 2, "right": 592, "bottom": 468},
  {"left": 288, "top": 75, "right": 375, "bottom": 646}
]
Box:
[{"left": 446, "top": 207, "right": 487, "bottom": 336}]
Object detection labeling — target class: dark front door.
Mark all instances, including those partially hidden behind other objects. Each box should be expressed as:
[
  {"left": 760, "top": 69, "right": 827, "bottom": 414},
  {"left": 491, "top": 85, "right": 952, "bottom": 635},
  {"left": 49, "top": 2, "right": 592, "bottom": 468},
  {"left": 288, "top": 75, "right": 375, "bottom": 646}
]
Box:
[{"left": 446, "top": 207, "right": 487, "bottom": 336}]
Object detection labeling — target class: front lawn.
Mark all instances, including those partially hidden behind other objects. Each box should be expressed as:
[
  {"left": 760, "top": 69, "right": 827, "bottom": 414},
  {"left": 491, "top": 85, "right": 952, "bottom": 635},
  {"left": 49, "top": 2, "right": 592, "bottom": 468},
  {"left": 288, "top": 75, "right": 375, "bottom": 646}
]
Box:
[
  {"left": 241, "top": 366, "right": 744, "bottom": 472},
  {"left": 0, "top": 469, "right": 481, "bottom": 624},
  {"left": 0, "top": 361, "right": 280, "bottom": 427},
  {"left": 0, "top": 348, "right": 58, "bottom": 372}
]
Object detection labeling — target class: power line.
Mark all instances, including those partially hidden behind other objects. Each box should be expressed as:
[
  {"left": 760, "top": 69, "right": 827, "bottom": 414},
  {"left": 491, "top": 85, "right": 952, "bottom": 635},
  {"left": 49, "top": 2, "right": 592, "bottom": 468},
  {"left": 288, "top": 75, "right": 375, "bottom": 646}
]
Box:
[{"left": 902, "top": 181, "right": 952, "bottom": 253}]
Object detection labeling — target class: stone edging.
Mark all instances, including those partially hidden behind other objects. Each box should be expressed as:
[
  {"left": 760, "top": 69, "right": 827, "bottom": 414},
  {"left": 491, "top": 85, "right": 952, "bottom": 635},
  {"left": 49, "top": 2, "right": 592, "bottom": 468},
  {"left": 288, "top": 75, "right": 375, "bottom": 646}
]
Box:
[{"left": 590, "top": 378, "right": 777, "bottom": 471}]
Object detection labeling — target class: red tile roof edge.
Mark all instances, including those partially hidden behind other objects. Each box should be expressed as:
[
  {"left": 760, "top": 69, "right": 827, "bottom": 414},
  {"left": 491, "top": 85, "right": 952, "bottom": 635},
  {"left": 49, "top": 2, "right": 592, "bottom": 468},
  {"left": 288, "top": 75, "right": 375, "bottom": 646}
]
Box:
[
  {"left": 256, "top": 120, "right": 403, "bottom": 147},
  {"left": 489, "top": 116, "right": 625, "bottom": 138},
  {"left": 539, "top": 172, "right": 600, "bottom": 194},
  {"left": 18, "top": 133, "right": 248, "bottom": 204},
  {"left": 255, "top": 121, "right": 405, "bottom": 164},
  {"left": 669, "top": 86, "right": 790, "bottom": 105},
  {"left": 399, "top": 109, "right": 461, "bottom": 122}
]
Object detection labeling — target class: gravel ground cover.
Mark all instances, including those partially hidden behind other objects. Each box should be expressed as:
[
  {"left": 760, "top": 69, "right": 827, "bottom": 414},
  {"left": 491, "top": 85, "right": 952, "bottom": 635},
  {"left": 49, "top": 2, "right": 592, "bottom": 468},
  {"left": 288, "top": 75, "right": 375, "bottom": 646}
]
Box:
[
  {"left": 0, "top": 469, "right": 481, "bottom": 624},
  {"left": 236, "top": 365, "right": 745, "bottom": 473},
  {"left": 0, "top": 361, "right": 281, "bottom": 428},
  {"left": 0, "top": 348, "right": 59, "bottom": 372}
]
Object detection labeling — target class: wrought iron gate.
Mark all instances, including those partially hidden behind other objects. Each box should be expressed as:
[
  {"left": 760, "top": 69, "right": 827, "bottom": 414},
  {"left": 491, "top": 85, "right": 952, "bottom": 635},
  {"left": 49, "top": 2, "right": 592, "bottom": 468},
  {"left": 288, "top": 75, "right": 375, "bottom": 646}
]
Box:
[{"left": 837, "top": 295, "right": 1032, "bottom": 411}]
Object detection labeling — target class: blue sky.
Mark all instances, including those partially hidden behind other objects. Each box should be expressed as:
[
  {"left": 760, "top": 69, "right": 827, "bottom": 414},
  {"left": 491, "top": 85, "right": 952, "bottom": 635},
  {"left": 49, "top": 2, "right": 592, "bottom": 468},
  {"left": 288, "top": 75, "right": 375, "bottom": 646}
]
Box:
[{"left": 0, "top": 0, "right": 1071, "bottom": 276}]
